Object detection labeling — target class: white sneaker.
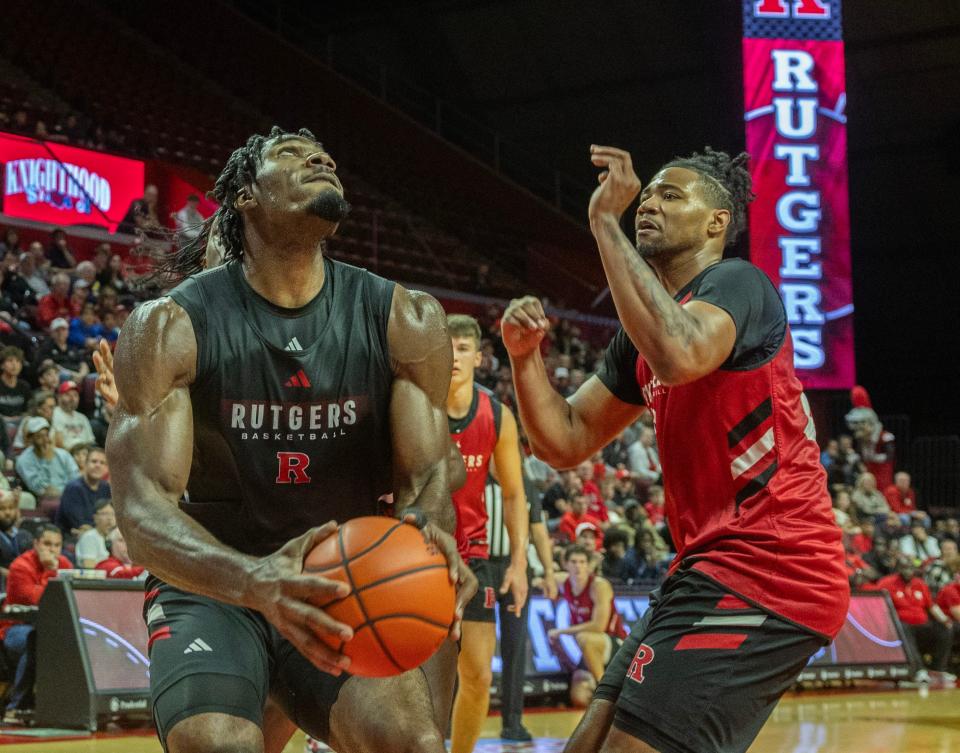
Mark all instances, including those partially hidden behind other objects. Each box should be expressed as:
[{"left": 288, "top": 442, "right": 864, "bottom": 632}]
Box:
[
  {"left": 915, "top": 669, "right": 931, "bottom": 684},
  {"left": 305, "top": 736, "right": 335, "bottom": 753}
]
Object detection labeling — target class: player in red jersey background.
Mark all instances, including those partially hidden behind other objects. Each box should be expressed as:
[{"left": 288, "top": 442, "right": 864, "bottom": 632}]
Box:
[
  {"left": 552, "top": 544, "right": 627, "bottom": 708},
  {"left": 502, "top": 146, "right": 848, "bottom": 753},
  {"left": 446, "top": 314, "right": 528, "bottom": 753}
]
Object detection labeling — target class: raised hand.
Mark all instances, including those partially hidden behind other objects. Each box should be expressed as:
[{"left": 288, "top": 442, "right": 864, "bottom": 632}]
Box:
[
  {"left": 93, "top": 339, "right": 119, "bottom": 408},
  {"left": 501, "top": 296, "right": 550, "bottom": 358},
  {"left": 588, "top": 145, "right": 643, "bottom": 220}
]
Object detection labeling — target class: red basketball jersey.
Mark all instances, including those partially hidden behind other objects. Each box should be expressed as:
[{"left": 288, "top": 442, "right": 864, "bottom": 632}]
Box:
[
  {"left": 561, "top": 575, "right": 627, "bottom": 639},
  {"left": 449, "top": 385, "right": 500, "bottom": 559},
  {"left": 598, "top": 260, "right": 849, "bottom": 639}
]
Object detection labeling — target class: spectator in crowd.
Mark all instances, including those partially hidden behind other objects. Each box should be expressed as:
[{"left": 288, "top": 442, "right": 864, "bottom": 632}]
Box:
[
  {"left": 600, "top": 528, "right": 635, "bottom": 584},
  {"left": 36, "top": 274, "right": 72, "bottom": 329},
  {"left": 116, "top": 184, "right": 162, "bottom": 235},
  {"left": 95, "top": 527, "right": 145, "bottom": 579},
  {"left": 602, "top": 429, "right": 632, "bottom": 470},
  {"left": 70, "top": 443, "right": 89, "bottom": 471},
  {"left": 877, "top": 511, "right": 906, "bottom": 542},
  {"left": 935, "top": 558, "right": 960, "bottom": 624},
  {"left": 7, "top": 110, "right": 30, "bottom": 136},
  {"left": 75, "top": 498, "right": 115, "bottom": 568},
  {"left": 575, "top": 521, "right": 604, "bottom": 567},
  {"left": 644, "top": 485, "right": 666, "bottom": 530},
  {"left": 626, "top": 528, "right": 671, "bottom": 588},
  {"left": 575, "top": 460, "right": 607, "bottom": 524},
  {"left": 0, "top": 492, "right": 33, "bottom": 590},
  {"left": 51, "top": 380, "right": 95, "bottom": 451},
  {"left": 851, "top": 518, "right": 876, "bottom": 554},
  {"left": 1, "top": 251, "right": 38, "bottom": 309},
  {"left": 46, "top": 229, "right": 77, "bottom": 270},
  {"left": 820, "top": 438, "right": 839, "bottom": 470},
  {"left": 522, "top": 449, "right": 556, "bottom": 494},
  {"left": 611, "top": 469, "right": 636, "bottom": 508},
  {"left": 554, "top": 366, "right": 573, "bottom": 397},
  {"left": 99, "top": 255, "right": 130, "bottom": 297},
  {"left": 1, "top": 229, "right": 23, "bottom": 256},
  {"left": 852, "top": 472, "right": 890, "bottom": 518},
  {"left": 628, "top": 425, "right": 661, "bottom": 489},
  {"left": 558, "top": 494, "right": 603, "bottom": 543},
  {"left": 14, "top": 417, "right": 79, "bottom": 499},
  {"left": 173, "top": 194, "right": 205, "bottom": 243},
  {"left": 877, "top": 556, "right": 954, "bottom": 682},
  {"left": 92, "top": 244, "right": 111, "bottom": 283},
  {"left": 34, "top": 362, "right": 61, "bottom": 398},
  {"left": 885, "top": 471, "right": 926, "bottom": 523},
  {"left": 827, "top": 435, "right": 863, "bottom": 487},
  {"left": 0, "top": 524, "right": 72, "bottom": 715},
  {"left": 550, "top": 545, "right": 627, "bottom": 708},
  {"left": 542, "top": 470, "right": 581, "bottom": 520},
  {"left": 75, "top": 260, "right": 98, "bottom": 289},
  {"left": 864, "top": 537, "right": 900, "bottom": 578},
  {"left": 53, "top": 114, "right": 84, "bottom": 143},
  {"left": 901, "top": 521, "right": 942, "bottom": 562},
  {"left": 53, "top": 446, "right": 111, "bottom": 540},
  {"left": 90, "top": 399, "right": 113, "bottom": 447},
  {"left": 68, "top": 302, "right": 105, "bottom": 352},
  {"left": 34, "top": 121, "right": 52, "bottom": 140},
  {"left": 69, "top": 279, "right": 90, "bottom": 316},
  {"left": 832, "top": 487, "right": 859, "bottom": 532},
  {"left": 0, "top": 346, "right": 32, "bottom": 420},
  {"left": 925, "top": 540, "right": 959, "bottom": 596},
  {"left": 943, "top": 518, "right": 960, "bottom": 545},
  {"left": 17, "top": 250, "right": 50, "bottom": 298},
  {"left": 35, "top": 318, "right": 90, "bottom": 383},
  {"left": 12, "top": 390, "right": 59, "bottom": 453}
]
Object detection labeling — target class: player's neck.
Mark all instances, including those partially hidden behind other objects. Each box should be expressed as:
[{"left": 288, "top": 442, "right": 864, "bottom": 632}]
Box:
[
  {"left": 241, "top": 246, "right": 327, "bottom": 309},
  {"left": 447, "top": 377, "right": 474, "bottom": 418},
  {"left": 649, "top": 244, "right": 723, "bottom": 297}
]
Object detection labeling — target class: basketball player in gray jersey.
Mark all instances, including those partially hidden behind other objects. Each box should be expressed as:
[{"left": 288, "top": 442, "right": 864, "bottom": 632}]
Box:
[{"left": 106, "top": 127, "right": 477, "bottom": 753}]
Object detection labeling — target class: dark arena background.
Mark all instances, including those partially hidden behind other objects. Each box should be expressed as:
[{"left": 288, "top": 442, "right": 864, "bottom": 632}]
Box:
[{"left": 0, "top": 1, "right": 958, "bottom": 752}]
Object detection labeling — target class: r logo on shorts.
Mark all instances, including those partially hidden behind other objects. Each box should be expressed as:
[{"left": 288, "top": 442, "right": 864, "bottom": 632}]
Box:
[
  {"left": 483, "top": 587, "right": 496, "bottom": 609},
  {"left": 626, "top": 643, "right": 654, "bottom": 684}
]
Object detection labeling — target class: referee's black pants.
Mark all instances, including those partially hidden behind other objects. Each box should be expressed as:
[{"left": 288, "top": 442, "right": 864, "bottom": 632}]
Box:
[{"left": 489, "top": 556, "right": 530, "bottom": 732}]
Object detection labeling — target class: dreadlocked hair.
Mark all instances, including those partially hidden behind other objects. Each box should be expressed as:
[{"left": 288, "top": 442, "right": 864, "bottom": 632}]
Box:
[
  {"left": 663, "top": 147, "right": 755, "bottom": 246},
  {"left": 156, "top": 126, "right": 321, "bottom": 282}
]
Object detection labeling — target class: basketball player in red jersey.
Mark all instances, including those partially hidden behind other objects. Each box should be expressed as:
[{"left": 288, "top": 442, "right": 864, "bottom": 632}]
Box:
[
  {"left": 551, "top": 545, "right": 627, "bottom": 708},
  {"left": 106, "top": 127, "right": 477, "bottom": 753},
  {"left": 445, "top": 314, "right": 529, "bottom": 753},
  {"left": 502, "top": 146, "right": 848, "bottom": 753}
]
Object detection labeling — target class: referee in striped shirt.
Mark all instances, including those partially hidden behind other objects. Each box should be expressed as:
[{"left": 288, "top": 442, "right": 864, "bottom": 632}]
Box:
[{"left": 485, "top": 474, "right": 557, "bottom": 741}]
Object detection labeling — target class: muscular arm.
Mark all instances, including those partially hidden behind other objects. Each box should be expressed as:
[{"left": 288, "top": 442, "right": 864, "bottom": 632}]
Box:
[
  {"left": 106, "top": 299, "right": 259, "bottom": 605},
  {"left": 387, "top": 285, "right": 455, "bottom": 533},
  {"left": 510, "top": 353, "right": 643, "bottom": 470},
  {"left": 590, "top": 214, "right": 736, "bottom": 386}
]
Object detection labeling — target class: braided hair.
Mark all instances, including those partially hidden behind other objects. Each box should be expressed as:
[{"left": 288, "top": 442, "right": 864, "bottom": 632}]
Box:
[
  {"left": 159, "top": 126, "right": 321, "bottom": 280},
  {"left": 663, "top": 147, "right": 755, "bottom": 246}
]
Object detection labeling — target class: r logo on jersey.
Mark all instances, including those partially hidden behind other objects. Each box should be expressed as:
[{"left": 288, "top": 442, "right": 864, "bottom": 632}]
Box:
[
  {"left": 276, "top": 452, "right": 312, "bottom": 484},
  {"left": 484, "top": 587, "right": 496, "bottom": 609},
  {"left": 626, "top": 643, "right": 655, "bottom": 684}
]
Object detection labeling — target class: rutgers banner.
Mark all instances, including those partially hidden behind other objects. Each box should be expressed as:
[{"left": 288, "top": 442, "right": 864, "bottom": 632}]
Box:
[{"left": 742, "top": 0, "right": 854, "bottom": 389}]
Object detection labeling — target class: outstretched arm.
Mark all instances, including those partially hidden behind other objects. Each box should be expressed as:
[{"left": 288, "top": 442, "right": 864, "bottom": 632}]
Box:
[
  {"left": 387, "top": 285, "right": 477, "bottom": 634},
  {"left": 108, "top": 299, "right": 351, "bottom": 674}
]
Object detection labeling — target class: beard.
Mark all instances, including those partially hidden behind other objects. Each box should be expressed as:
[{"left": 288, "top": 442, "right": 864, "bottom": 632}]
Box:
[
  {"left": 635, "top": 236, "right": 668, "bottom": 259},
  {"left": 308, "top": 188, "right": 351, "bottom": 222}
]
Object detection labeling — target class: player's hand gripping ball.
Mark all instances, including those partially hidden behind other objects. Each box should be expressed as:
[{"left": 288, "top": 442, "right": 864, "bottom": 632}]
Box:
[{"left": 304, "top": 516, "right": 456, "bottom": 677}]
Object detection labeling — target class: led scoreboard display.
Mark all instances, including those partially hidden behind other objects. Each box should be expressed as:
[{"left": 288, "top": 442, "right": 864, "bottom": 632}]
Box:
[{"left": 742, "top": 0, "right": 855, "bottom": 388}]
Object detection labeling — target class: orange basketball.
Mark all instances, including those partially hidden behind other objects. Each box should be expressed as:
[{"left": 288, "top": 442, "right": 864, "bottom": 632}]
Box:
[{"left": 303, "top": 516, "right": 455, "bottom": 678}]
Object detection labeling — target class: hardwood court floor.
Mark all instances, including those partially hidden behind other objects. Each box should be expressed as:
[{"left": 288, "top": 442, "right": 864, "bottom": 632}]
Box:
[{"left": 0, "top": 688, "right": 957, "bottom": 752}]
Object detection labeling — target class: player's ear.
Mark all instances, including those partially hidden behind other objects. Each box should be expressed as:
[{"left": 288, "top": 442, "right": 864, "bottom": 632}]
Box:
[
  {"left": 707, "top": 208, "right": 730, "bottom": 239},
  {"left": 235, "top": 186, "right": 258, "bottom": 213},
  {"left": 473, "top": 348, "right": 483, "bottom": 369}
]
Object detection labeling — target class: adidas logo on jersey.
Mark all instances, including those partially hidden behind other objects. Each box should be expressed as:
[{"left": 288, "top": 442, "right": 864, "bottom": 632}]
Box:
[
  {"left": 285, "top": 369, "right": 312, "bottom": 388},
  {"left": 183, "top": 638, "right": 213, "bottom": 654},
  {"left": 284, "top": 337, "right": 304, "bottom": 351}
]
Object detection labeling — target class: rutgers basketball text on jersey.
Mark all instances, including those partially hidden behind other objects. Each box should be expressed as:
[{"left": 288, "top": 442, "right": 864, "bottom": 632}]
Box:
[{"left": 167, "top": 258, "right": 396, "bottom": 556}]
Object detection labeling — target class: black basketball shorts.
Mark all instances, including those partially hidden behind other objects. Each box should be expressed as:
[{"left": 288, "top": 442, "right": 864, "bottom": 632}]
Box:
[
  {"left": 462, "top": 557, "right": 505, "bottom": 623},
  {"left": 143, "top": 579, "right": 349, "bottom": 746},
  {"left": 594, "top": 568, "right": 827, "bottom": 753}
]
